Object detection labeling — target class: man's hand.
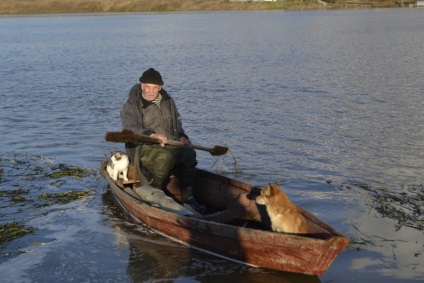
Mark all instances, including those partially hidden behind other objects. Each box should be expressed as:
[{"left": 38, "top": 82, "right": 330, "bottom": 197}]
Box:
[
  {"left": 180, "top": 137, "right": 192, "bottom": 147},
  {"left": 150, "top": 133, "right": 167, "bottom": 147}
]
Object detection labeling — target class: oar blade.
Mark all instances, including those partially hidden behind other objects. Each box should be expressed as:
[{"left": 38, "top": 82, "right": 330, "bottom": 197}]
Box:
[{"left": 210, "top": 145, "right": 229, "bottom": 156}]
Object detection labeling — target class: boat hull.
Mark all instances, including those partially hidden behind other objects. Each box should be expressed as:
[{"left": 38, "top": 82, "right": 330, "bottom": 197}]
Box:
[{"left": 101, "top": 162, "right": 349, "bottom": 275}]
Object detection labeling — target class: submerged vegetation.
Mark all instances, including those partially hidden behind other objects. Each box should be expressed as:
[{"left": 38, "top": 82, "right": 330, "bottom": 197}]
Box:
[
  {"left": 0, "top": 159, "right": 95, "bottom": 207},
  {"left": 0, "top": 222, "right": 35, "bottom": 249},
  {"left": 0, "top": 188, "right": 30, "bottom": 197},
  {"left": 348, "top": 182, "right": 424, "bottom": 231},
  {"left": 0, "top": 154, "right": 97, "bottom": 255},
  {"left": 369, "top": 184, "right": 423, "bottom": 231},
  {"left": 38, "top": 190, "right": 92, "bottom": 205},
  {"left": 47, "top": 164, "right": 92, "bottom": 179},
  {"left": 0, "top": 0, "right": 415, "bottom": 15}
]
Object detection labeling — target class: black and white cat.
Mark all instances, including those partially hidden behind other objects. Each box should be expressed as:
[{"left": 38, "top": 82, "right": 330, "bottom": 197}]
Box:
[{"left": 106, "top": 151, "right": 129, "bottom": 181}]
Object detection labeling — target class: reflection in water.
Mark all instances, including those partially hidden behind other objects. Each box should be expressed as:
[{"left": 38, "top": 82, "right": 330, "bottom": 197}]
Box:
[{"left": 348, "top": 210, "right": 424, "bottom": 279}]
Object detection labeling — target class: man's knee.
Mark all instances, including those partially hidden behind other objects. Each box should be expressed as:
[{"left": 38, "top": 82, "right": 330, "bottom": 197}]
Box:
[
  {"left": 154, "top": 149, "right": 175, "bottom": 175},
  {"left": 181, "top": 147, "right": 197, "bottom": 168}
]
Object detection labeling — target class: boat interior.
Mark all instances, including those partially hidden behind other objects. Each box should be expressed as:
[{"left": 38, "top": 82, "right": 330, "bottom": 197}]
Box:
[{"left": 107, "top": 164, "right": 342, "bottom": 240}]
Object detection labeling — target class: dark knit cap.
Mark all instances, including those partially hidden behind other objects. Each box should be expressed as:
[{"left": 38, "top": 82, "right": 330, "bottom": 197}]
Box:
[{"left": 139, "top": 68, "right": 164, "bottom": 85}]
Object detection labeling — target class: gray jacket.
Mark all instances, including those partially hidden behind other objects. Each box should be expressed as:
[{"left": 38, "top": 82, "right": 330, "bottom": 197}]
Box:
[{"left": 120, "top": 83, "right": 188, "bottom": 141}]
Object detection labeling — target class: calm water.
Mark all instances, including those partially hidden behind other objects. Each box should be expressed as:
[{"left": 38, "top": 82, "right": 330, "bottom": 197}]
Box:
[{"left": 1, "top": 9, "right": 423, "bottom": 283}]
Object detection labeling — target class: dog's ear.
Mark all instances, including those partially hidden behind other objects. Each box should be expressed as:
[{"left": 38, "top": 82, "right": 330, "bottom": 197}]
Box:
[
  {"left": 268, "top": 183, "right": 281, "bottom": 196},
  {"left": 265, "top": 183, "right": 277, "bottom": 197},
  {"left": 271, "top": 183, "right": 280, "bottom": 190},
  {"left": 263, "top": 184, "right": 272, "bottom": 197}
]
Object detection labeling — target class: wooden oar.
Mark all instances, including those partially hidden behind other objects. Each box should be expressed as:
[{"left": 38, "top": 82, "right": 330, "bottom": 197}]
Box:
[{"left": 105, "top": 130, "right": 228, "bottom": 156}]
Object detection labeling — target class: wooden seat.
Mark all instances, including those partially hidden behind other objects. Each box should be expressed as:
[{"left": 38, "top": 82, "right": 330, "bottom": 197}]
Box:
[
  {"left": 115, "top": 166, "right": 141, "bottom": 187},
  {"left": 122, "top": 179, "right": 139, "bottom": 184}
]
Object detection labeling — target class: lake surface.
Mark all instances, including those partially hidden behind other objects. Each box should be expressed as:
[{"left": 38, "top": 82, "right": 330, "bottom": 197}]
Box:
[{"left": 1, "top": 9, "right": 423, "bottom": 283}]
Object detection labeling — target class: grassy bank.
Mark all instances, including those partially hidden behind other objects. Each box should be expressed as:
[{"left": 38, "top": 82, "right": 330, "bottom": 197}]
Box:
[
  {"left": 0, "top": 0, "right": 315, "bottom": 14},
  {"left": 0, "top": 0, "right": 406, "bottom": 15}
]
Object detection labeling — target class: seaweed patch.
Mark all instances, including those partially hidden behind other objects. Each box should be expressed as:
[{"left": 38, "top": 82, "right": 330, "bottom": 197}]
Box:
[
  {"left": 349, "top": 183, "right": 424, "bottom": 231},
  {"left": 0, "top": 221, "right": 35, "bottom": 248},
  {"left": 369, "top": 184, "right": 423, "bottom": 231},
  {"left": 0, "top": 153, "right": 99, "bottom": 257},
  {"left": 47, "top": 164, "right": 92, "bottom": 179},
  {"left": 38, "top": 190, "right": 93, "bottom": 205}
]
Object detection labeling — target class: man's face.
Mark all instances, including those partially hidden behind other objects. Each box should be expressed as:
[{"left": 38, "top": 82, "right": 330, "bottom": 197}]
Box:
[{"left": 141, "top": 83, "right": 161, "bottom": 101}]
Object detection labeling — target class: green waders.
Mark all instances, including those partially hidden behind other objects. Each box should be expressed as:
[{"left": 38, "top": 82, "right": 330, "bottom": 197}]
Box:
[{"left": 135, "top": 144, "right": 197, "bottom": 203}]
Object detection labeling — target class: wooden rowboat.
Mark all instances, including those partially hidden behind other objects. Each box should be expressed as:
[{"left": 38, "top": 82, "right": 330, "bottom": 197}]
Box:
[{"left": 100, "top": 161, "right": 349, "bottom": 275}]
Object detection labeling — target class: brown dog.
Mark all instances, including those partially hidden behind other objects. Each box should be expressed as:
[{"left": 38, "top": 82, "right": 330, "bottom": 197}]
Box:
[{"left": 256, "top": 183, "right": 308, "bottom": 234}]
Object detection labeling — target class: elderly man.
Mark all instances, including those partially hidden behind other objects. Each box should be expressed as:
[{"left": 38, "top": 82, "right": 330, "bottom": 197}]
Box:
[{"left": 120, "top": 68, "right": 197, "bottom": 204}]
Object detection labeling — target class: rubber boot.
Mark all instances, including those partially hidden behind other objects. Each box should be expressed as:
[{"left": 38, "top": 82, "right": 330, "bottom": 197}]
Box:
[
  {"left": 181, "top": 186, "right": 206, "bottom": 213},
  {"left": 180, "top": 186, "right": 193, "bottom": 204}
]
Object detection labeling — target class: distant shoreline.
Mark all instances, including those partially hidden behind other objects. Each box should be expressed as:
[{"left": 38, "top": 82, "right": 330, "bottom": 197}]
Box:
[{"left": 0, "top": 0, "right": 408, "bottom": 15}]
